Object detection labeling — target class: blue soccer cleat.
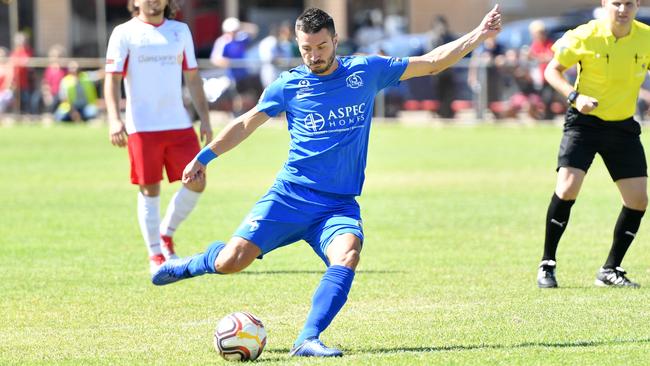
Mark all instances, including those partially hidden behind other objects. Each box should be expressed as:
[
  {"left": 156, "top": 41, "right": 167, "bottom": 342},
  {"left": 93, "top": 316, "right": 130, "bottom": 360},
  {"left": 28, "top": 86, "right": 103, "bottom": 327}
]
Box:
[
  {"left": 289, "top": 338, "right": 343, "bottom": 357},
  {"left": 151, "top": 254, "right": 200, "bottom": 286},
  {"left": 152, "top": 241, "right": 225, "bottom": 286}
]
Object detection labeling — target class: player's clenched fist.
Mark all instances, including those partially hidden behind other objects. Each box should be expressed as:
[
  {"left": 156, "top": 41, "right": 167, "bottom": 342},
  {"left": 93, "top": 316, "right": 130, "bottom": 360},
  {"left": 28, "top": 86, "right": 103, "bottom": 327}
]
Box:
[{"left": 182, "top": 159, "right": 206, "bottom": 184}]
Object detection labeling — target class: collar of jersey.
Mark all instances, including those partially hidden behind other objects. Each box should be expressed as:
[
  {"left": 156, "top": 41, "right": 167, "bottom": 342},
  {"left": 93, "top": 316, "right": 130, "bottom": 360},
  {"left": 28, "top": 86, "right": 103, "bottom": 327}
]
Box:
[
  {"left": 599, "top": 18, "right": 638, "bottom": 43},
  {"left": 134, "top": 16, "right": 166, "bottom": 28}
]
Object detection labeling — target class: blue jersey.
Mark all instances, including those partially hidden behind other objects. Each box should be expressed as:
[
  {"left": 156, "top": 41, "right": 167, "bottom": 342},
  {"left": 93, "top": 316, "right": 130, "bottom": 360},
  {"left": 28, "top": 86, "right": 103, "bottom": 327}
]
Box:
[{"left": 256, "top": 55, "right": 409, "bottom": 196}]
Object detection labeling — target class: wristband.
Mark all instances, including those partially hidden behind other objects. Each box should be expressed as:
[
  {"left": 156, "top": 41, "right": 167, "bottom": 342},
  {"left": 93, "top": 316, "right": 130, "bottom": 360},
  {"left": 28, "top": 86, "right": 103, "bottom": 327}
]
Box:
[{"left": 197, "top": 146, "right": 218, "bottom": 165}]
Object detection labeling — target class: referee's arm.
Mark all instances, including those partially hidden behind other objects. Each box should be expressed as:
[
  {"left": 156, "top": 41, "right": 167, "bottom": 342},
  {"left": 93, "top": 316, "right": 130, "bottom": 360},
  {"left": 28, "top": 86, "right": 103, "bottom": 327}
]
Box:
[{"left": 545, "top": 59, "right": 599, "bottom": 114}]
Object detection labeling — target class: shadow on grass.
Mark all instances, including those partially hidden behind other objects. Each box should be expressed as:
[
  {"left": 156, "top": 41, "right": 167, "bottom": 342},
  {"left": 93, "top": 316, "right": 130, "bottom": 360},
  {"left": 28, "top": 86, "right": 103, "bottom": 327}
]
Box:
[
  {"left": 235, "top": 270, "right": 406, "bottom": 275},
  {"left": 358, "top": 337, "right": 650, "bottom": 354},
  {"left": 250, "top": 338, "right": 650, "bottom": 361}
]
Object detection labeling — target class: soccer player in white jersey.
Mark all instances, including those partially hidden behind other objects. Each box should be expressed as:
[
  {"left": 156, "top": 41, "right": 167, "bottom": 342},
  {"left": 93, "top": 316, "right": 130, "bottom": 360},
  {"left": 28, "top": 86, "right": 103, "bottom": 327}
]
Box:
[
  {"left": 104, "top": 0, "right": 212, "bottom": 274},
  {"left": 154, "top": 6, "right": 501, "bottom": 357}
]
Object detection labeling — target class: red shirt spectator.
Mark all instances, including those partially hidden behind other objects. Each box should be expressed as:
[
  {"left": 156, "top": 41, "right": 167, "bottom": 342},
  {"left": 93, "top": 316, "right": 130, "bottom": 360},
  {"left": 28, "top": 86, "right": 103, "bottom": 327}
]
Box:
[
  {"left": 10, "top": 32, "right": 33, "bottom": 91},
  {"left": 528, "top": 20, "right": 554, "bottom": 84},
  {"left": 43, "top": 63, "right": 66, "bottom": 96}
]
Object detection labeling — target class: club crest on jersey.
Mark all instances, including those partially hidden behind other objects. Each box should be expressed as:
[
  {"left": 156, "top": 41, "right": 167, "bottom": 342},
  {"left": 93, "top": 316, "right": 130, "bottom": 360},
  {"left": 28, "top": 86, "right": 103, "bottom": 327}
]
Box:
[
  {"left": 296, "top": 79, "right": 313, "bottom": 98},
  {"left": 346, "top": 72, "right": 364, "bottom": 89}
]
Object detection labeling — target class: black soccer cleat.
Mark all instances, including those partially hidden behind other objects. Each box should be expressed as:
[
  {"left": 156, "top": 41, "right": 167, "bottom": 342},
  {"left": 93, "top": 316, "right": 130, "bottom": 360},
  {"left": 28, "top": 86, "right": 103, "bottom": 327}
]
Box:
[
  {"left": 537, "top": 259, "right": 558, "bottom": 288},
  {"left": 594, "top": 267, "right": 640, "bottom": 288}
]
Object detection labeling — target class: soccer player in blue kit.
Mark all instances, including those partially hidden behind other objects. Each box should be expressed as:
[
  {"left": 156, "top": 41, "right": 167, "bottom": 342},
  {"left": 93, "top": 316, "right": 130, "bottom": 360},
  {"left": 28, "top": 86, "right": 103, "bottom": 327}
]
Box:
[{"left": 153, "top": 6, "right": 502, "bottom": 357}]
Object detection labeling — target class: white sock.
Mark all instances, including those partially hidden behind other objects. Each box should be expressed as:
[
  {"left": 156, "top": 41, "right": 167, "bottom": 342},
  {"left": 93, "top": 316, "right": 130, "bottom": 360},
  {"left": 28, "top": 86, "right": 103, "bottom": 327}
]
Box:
[
  {"left": 160, "top": 186, "right": 201, "bottom": 237},
  {"left": 137, "top": 192, "right": 161, "bottom": 257}
]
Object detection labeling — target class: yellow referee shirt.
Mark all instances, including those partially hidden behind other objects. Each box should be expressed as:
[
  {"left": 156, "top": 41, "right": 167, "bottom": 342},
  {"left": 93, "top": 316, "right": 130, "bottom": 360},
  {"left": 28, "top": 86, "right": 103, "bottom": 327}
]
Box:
[{"left": 552, "top": 19, "right": 650, "bottom": 121}]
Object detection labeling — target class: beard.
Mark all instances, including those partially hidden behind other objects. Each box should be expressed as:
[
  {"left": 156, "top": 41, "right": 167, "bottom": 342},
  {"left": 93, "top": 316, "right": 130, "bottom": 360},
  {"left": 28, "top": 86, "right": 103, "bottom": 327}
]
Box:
[{"left": 309, "top": 53, "right": 336, "bottom": 75}]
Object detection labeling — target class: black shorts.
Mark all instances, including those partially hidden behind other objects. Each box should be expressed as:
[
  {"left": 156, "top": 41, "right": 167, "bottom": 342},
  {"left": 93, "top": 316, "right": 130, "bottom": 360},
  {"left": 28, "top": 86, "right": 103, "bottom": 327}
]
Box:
[{"left": 557, "top": 108, "right": 647, "bottom": 181}]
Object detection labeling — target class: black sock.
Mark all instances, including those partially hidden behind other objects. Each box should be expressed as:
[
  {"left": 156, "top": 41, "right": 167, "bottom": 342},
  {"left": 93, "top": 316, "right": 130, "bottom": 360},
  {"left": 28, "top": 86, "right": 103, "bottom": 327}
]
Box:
[
  {"left": 542, "top": 193, "right": 575, "bottom": 261},
  {"left": 604, "top": 206, "right": 645, "bottom": 269}
]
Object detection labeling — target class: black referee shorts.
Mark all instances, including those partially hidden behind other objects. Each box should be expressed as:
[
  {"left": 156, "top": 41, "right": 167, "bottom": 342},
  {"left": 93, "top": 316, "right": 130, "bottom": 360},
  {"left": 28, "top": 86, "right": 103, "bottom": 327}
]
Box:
[{"left": 557, "top": 108, "right": 647, "bottom": 181}]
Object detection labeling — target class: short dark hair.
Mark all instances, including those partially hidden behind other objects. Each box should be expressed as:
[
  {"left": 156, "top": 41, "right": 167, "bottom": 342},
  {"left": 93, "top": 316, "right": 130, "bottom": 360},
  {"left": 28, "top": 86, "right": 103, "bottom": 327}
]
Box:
[
  {"left": 128, "top": 0, "right": 180, "bottom": 19},
  {"left": 295, "top": 8, "right": 336, "bottom": 36}
]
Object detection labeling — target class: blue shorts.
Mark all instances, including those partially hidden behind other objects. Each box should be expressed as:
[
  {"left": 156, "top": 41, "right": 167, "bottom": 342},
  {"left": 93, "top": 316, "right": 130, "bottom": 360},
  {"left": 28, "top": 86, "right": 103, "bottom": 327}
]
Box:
[{"left": 233, "top": 180, "right": 364, "bottom": 265}]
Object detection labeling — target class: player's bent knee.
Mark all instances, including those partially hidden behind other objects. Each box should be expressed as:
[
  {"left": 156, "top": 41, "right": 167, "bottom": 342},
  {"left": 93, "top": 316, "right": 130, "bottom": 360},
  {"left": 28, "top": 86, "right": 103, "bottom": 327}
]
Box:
[
  {"left": 215, "top": 238, "right": 260, "bottom": 274},
  {"left": 330, "top": 248, "right": 361, "bottom": 269},
  {"left": 626, "top": 195, "right": 648, "bottom": 211},
  {"left": 555, "top": 186, "right": 579, "bottom": 201},
  {"left": 183, "top": 179, "right": 206, "bottom": 193}
]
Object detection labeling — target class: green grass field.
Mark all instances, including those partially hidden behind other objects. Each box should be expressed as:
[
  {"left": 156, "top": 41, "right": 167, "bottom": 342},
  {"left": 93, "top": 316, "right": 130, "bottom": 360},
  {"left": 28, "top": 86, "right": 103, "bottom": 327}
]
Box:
[{"left": 2, "top": 122, "right": 650, "bottom": 365}]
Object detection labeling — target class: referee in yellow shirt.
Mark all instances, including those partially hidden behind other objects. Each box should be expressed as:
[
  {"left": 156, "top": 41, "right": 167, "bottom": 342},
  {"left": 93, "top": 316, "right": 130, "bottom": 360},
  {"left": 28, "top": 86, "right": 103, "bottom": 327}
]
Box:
[{"left": 538, "top": 0, "right": 650, "bottom": 288}]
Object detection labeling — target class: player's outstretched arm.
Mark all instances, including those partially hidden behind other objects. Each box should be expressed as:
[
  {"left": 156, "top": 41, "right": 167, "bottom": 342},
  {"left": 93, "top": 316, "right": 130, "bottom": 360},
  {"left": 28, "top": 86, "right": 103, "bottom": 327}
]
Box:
[
  {"left": 182, "top": 108, "right": 271, "bottom": 183},
  {"left": 184, "top": 69, "right": 213, "bottom": 144},
  {"left": 400, "top": 4, "right": 502, "bottom": 80},
  {"left": 104, "top": 72, "right": 128, "bottom": 147}
]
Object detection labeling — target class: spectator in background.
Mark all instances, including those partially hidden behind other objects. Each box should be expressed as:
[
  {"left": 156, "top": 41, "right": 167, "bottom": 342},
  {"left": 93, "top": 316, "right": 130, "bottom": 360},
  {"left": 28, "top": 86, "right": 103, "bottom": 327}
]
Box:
[
  {"left": 10, "top": 31, "right": 35, "bottom": 114},
  {"left": 210, "top": 17, "right": 259, "bottom": 116},
  {"left": 54, "top": 61, "right": 98, "bottom": 122},
  {"left": 468, "top": 36, "right": 506, "bottom": 118},
  {"left": 41, "top": 45, "right": 66, "bottom": 114},
  {"left": 0, "top": 47, "right": 14, "bottom": 114},
  {"left": 500, "top": 47, "right": 544, "bottom": 119},
  {"left": 258, "top": 22, "right": 296, "bottom": 88},
  {"left": 528, "top": 20, "right": 556, "bottom": 119},
  {"left": 429, "top": 15, "right": 456, "bottom": 118},
  {"left": 354, "top": 9, "right": 385, "bottom": 54}
]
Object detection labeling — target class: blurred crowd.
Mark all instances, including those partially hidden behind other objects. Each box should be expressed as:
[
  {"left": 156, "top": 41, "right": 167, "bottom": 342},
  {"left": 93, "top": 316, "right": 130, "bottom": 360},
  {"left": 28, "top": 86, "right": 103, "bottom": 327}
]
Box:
[{"left": 1, "top": 10, "right": 649, "bottom": 123}]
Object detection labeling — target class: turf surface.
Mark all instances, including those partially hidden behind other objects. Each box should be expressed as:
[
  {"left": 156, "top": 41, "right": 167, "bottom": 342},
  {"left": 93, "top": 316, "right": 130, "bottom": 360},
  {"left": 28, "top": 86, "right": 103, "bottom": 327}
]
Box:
[{"left": 1, "top": 122, "right": 649, "bottom": 365}]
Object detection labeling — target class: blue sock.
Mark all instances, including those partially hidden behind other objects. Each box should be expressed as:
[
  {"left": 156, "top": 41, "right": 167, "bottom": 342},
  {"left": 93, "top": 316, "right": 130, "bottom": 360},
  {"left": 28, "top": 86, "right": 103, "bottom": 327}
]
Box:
[
  {"left": 294, "top": 265, "right": 355, "bottom": 347},
  {"left": 187, "top": 241, "right": 225, "bottom": 276}
]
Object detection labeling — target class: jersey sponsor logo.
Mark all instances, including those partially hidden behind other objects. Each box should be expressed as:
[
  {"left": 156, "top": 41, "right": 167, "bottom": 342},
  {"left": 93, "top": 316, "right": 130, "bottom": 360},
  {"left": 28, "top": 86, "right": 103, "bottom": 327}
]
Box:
[
  {"left": 304, "top": 113, "right": 326, "bottom": 131},
  {"left": 137, "top": 54, "right": 182, "bottom": 66},
  {"left": 106, "top": 59, "right": 115, "bottom": 65},
  {"left": 302, "top": 103, "right": 366, "bottom": 135},
  {"left": 346, "top": 72, "right": 364, "bottom": 89}
]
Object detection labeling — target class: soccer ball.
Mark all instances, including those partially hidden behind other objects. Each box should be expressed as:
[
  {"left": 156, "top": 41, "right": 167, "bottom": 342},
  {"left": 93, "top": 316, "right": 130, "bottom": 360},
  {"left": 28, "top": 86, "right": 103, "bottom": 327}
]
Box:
[{"left": 213, "top": 312, "right": 267, "bottom": 361}]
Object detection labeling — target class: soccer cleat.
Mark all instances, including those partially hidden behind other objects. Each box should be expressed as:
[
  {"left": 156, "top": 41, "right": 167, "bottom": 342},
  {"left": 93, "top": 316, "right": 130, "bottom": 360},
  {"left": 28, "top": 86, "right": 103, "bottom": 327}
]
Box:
[
  {"left": 160, "top": 235, "right": 179, "bottom": 260},
  {"left": 289, "top": 338, "right": 343, "bottom": 357},
  {"left": 537, "top": 259, "right": 558, "bottom": 288},
  {"left": 151, "top": 254, "right": 200, "bottom": 286},
  {"left": 149, "top": 254, "right": 166, "bottom": 275},
  {"left": 594, "top": 267, "right": 640, "bottom": 288}
]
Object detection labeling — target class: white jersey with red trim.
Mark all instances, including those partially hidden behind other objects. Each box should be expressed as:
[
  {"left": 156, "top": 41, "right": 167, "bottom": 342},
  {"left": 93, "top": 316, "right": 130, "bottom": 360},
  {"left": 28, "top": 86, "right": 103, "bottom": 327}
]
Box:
[{"left": 105, "top": 18, "right": 198, "bottom": 134}]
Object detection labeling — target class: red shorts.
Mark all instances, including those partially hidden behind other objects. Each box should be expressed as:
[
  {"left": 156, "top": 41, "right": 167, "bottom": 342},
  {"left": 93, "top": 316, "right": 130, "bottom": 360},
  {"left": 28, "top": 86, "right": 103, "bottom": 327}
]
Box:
[{"left": 127, "top": 127, "right": 200, "bottom": 185}]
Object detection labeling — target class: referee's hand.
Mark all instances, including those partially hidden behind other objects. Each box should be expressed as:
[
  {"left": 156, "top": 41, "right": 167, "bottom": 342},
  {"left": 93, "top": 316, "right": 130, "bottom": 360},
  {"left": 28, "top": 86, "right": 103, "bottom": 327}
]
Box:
[{"left": 576, "top": 94, "right": 599, "bottom": 114}]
